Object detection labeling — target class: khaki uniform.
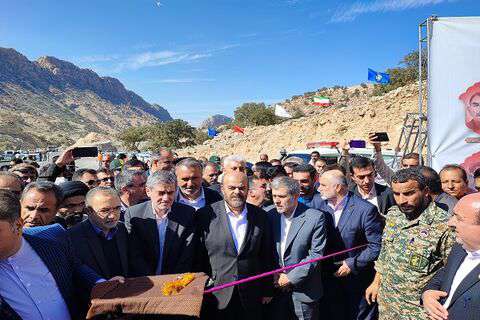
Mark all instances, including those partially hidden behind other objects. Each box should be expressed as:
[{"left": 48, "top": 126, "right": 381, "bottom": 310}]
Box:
[{"left": 375, "top": 202, "right": 454, "bottom": 320}]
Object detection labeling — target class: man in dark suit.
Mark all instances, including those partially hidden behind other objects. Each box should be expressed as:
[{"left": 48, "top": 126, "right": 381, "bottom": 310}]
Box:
[
  {"left": 318, "top": 168, "right": 384, "bottom": 320},
  {"left": 349, "top": 156, "right": 395, "bottom": 215},
  {"left": 0, "top": 190, "right": 102, "bottom": 320},
  {"left": 68, "top": 186, "right": 130, "bottom": 279},
  {"left": 292, "top": 163, "right": 324, "bottom": 209},
  {"left": 175, "top": 158, "right": 223, "bottom": 210},
  {"left": 267, "top": 176, "right": 327, "bottom": 320},
  {"left": 422, "top": 193, "right": 480, "bottom": 320},
  {"left": 203, "top": 161, "right": 221, "bottom": 189},
  {"left": 196, "top": 171, "right": 275, "bottom": 320},
  {"left": 114, "top": 170, "right": 148, "bottom": 221},
  {"left": 124, "top": 170, "right": 197, "bottom": 276}
]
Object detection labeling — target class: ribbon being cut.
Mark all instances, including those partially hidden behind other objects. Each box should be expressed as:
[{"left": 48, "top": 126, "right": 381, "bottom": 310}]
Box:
[{"left": 87, "top": 244, "right": 367, "bottom": 318}]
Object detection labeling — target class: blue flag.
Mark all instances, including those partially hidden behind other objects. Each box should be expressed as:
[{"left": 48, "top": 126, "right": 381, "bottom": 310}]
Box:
[
  {"left": 368, "top": 68, "right": 390, "bottom": 84},
  {"left": 207, "top": 128, "right": 218, "bottom": 137}
]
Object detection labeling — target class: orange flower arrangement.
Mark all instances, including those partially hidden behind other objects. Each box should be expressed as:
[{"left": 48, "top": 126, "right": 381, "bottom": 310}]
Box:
[{"left": 162, "top": 273, "right": 196, "bottom": 296}]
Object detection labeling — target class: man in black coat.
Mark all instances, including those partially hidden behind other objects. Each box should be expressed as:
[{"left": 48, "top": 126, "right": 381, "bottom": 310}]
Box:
[
  {"left": 124, "top": 170, "right": 197, "bottom": 276},
  {"left": 422, "top": 193, "right": 480, "bottom": 320},
  {"left": 349, "top": 156, "right": 395, "bottom": 215},
  {"left": 67, "top": 186, "right": 130, "bottom": 279},
  {"left": 196, "top": 171, "right": 275, "bottom": 320},
  {"left": 175, "top": 158, "right": 223, "bottom": 210}
]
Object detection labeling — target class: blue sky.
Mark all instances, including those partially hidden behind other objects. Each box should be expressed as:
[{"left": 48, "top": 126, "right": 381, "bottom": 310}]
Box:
[{"left": 1, "top": 0, "right": 479, "bottom": 125}]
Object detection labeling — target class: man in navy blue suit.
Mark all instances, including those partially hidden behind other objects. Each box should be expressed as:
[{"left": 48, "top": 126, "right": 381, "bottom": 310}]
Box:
[
  {"left": 317, "top": 168, "right": 384, "bottom": 320},
  {"left": 0, "top": 190, "right": 102, "bottom": 320},
  {"left": 422, "top": 192, "right": 480, "bottom": 320}
]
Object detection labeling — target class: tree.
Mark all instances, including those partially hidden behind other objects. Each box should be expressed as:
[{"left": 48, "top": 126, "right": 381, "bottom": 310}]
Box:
[
  {"left": 117, "top": 127, "right": 147, "bottom": 151},
  {"left": 147, "top": 119, "right": 196, "bottom": 150},
  {"left": 194, "top": 129, "right": 211, "bottom": 145},
  {"left": 371, "top": 49, "right": 427, "bottom": 96},
  {"left": 234, "top": 102, "right": 279, "bottom": 127}
]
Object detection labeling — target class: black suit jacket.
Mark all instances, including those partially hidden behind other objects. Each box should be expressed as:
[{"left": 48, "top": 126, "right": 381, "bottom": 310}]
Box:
[
  {"left": 176, "top": 186, "right": 223, "bottom": 209},
  {"left": 126, "top": 201, "right": 197, "bottom": 276},
  {"left": 351, "top": 183, "right": 395, "bottom": 215},
  {"left": 67, "top": 220, "right": 129, "bottom": 278},
  {"left": 207, "top": 183, "right": 222, "bottom": 194},
  {"left": 423, "top": 243, "right": 480, "bottom": 320},
  {"left": 196, "top": 201, "right": 275, "bottom": 310},
  {"left": 204, "top": 186, "right": 223, "bottom": 205}
]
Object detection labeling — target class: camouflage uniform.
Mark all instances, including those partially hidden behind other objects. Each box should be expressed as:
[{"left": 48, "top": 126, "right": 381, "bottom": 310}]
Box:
[{"left": 375, "top": 202, "right": 454, "bottom": 320}]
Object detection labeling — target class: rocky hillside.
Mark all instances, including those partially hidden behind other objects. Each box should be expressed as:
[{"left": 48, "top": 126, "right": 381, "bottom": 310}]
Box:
[
  {"left": 179, "top": 83, "right": 425, "bottom": 161},
  {"left": 0, "top": 47, "right": 172, "bottom": 149},
  {"left": 199, "top": 114, "right": 232, "bottom": 129}
]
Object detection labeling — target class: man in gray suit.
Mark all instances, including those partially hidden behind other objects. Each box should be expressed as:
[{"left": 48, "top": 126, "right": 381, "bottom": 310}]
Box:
[
  {"left": 267, "top": 176, "right": 327, "bottom": 320},
  {"left": 124, "top": 170, "right": 197, "bottom": 276}
]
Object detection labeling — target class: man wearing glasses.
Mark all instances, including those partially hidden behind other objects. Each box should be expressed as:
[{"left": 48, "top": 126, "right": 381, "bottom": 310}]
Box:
[
  {"left": 114, "top": 170, "right": 148, "bottom": 221},
  {"left": 67, "top": 187, "right": 132, "bottom": 279},
  {"left": 72, "top": 169, "right": 98, "bottom": 190},
  {"left": 9, "top": 163, "right": 38, "bottom": 189},
  {"left": 97, "top": 169, "right": 115, "bottom": 188}
]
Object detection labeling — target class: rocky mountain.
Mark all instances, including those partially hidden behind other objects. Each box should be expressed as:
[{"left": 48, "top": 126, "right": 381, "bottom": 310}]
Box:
[
  {"left": 199, "top": 114, "right": 232, "bottom": 129},
  {"left": 0, "top": 47, "right": 172, "bottom": 149},
  {"left": 179, "top": 83, "right": 425, "bottom": 161}
]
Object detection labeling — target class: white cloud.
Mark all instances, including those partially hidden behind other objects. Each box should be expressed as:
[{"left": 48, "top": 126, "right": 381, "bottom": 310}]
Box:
[
  {"left": 330, "top": 0, "right": 453, "bottom": 23},
  {"left": 75, "top": 43, "right": 239, "bottom": 74},
  {"left": 127, "top": 51, "right": 211, "bottom": 70},
  {"left": 76, "top": 54, "right": 120, "bottom": 63}
]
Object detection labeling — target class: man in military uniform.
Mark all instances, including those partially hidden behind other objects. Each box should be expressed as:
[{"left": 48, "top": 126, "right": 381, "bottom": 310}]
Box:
[{"left": 365, "top": 168, "right": 454, "bottom": 320}]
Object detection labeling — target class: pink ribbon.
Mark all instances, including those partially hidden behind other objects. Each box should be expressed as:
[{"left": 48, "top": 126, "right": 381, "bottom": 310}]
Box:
[{"left": 204, "top": 244, "right": 368, "bottom": 294}]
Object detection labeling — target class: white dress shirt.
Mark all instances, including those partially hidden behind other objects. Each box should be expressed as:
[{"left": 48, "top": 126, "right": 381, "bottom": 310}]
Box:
[
  {"left": 280, "top": 206, "right": 296, "bottom": 263},
  {"left": 153, "top": 205, "right": 169, "bottom": 275},
  {"left": 0, "top": 238, "right": 71, "bottom": 320},
  {"left": 177, "top": 187, "right": 206, "bottom": 210},
  {"left": 358, "top": 185, "right": 378, "bottom": 209},
  {"left": 225, "top": 202, "right": 248, "bottom": 253},
  {"left": 443, "top": 249, "right": 480, "bottom": 308},
  {"left": 327, "top": 196, "right": 348, "bottom": 227}
]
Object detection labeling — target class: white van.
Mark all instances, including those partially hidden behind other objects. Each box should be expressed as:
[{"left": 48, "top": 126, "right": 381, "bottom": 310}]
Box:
[{"left": 285, "top": 145, "right": 400, "bottom": 170}]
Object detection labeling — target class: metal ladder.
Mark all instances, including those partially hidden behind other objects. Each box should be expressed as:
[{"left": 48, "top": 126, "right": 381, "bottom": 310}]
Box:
[{"left": 394, "top": 112, "right": 428, "bottom": 166}]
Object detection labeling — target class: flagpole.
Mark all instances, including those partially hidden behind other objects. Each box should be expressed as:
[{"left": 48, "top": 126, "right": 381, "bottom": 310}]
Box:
[{"left": 418, "top": 20, "right": 424, "bottom": 162}]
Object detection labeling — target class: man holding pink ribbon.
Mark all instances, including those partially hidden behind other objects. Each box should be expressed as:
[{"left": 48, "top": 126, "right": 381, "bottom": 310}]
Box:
[
  {"left": 196, "top": 172, "right": 275, "bottom": 320},
  {"left": 265, "top": 176, "right": 327, "bottom": 320}
]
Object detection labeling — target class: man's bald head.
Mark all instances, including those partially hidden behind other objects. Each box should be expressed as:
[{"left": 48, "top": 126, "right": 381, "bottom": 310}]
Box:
[
  {"left": 448, "top": 193, "right": 480, "bottom": 252},
  {"left": 322, "top": 169, "right": 347, "bottom": 186},
  {"left": 318, "top": 169, "right": 347, "bottom": 200},
  {"left": 454, "top": 193, "right": 480, "bottom": 224},
  {"left": 223, "top": 171, "right": 248, "bottom": 187}
]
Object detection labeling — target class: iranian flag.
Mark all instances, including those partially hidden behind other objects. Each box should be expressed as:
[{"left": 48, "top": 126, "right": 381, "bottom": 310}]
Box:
[{"left": 312, "top": 96, "right": 331, "bottom": 107}]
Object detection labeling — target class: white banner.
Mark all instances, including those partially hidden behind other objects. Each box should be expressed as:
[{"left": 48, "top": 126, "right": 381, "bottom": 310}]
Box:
[
  {"left": 428, "top": 17, "right": 480, "bottom": 177},
  {"left": 274, "top": 104, "right": 292, "bottom": 118}
]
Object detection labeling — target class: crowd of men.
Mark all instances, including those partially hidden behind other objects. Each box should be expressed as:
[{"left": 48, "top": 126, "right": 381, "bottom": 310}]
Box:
[{"left": 0, "top": 137, "right": 479, "bottom": 320}]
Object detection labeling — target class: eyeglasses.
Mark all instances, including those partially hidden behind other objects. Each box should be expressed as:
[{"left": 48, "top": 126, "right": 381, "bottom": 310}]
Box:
[
  {"left": 99, "top": 177, "right": 114, "bottom": 182},
  {"left": 86, "top": 180, "right": 99, "bottom": 186},
  {"left": 96, "top": 207, "right": 122, "bottom": 215}
]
